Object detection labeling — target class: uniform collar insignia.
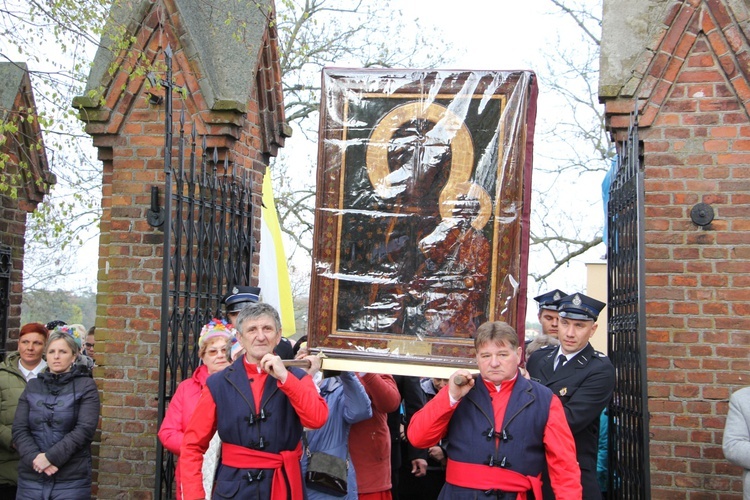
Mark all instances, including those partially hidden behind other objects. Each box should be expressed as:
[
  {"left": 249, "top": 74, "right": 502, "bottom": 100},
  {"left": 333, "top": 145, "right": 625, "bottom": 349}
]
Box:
[{"left": 559, "top": 387, "right": 567, "bottom": 396}]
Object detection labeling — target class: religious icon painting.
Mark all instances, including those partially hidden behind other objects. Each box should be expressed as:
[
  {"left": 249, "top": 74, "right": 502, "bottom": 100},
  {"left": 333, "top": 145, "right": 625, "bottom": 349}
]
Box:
[{"left": 308, "top": 68, "right": 538, "bottom": 372}]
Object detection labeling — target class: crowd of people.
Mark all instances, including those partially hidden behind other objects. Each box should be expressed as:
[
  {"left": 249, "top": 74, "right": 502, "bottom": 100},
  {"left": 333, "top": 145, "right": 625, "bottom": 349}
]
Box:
[
  {"left": 22, "top": 283, "right": 750, "bottom": 498},
  {"left": 0, "top": 285, "right": 616, "bottom": 499},
  {"left": 3, "top": 284, "right": 750, "bottom": 499},
  {"left": 150, "top": 286, "right": 615, "bottom": 499}
]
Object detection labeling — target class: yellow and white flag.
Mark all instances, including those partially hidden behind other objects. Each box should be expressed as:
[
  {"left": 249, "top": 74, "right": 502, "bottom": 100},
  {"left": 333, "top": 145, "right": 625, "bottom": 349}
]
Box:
[{"left": 259, "top": 166, "right": 296, "bottom": 336}]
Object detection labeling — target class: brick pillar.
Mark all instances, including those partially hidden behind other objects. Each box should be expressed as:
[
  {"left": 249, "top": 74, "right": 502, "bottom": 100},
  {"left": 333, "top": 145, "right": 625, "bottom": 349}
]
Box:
[
  {"left": 0, "top": 193, "right": 29, "bottom": 344},
  {"left": 640, "top": 34, "right": 749, "bottom": 496},
  {"left": 73, "top": 0, "right": 286, "bottom": 495},
  {"left": 602, "top": 0, "right": 750, "bottom": 497},
  {"left": 0, "top": 63, "right": 52, "bottom": 351}
]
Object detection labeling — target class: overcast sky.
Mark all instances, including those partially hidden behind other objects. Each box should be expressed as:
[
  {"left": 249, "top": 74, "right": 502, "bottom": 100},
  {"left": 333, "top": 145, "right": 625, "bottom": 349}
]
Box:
[
  {"left": 401, "top": 0, "right": 558, "bottom": 70},
  {"left": 400, "top": 0, "right": 608, "bottom": 322}
]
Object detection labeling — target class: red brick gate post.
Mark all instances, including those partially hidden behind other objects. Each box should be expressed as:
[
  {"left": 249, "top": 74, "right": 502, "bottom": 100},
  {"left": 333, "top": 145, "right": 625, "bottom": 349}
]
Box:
[
  {"left": 73, "top": 0, "right": 287, "bottom": 496},
  {"left": 0, "top": 62, "right": 53, "bottom": 351},
  {"left": 601, "top": 0, "right": 750, "bottom": 497}
]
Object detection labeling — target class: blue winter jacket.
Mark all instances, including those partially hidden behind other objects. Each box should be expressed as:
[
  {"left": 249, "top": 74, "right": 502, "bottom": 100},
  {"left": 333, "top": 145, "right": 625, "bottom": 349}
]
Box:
[{"left": 302, "top": 372, "right": 372, "bottom": 500}]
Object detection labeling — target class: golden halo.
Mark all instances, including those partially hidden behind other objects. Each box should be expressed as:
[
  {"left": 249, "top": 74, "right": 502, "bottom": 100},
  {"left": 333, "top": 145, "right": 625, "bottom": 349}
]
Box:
[{"left": 365, "top": 101, "right": 474, "bottom": 200}]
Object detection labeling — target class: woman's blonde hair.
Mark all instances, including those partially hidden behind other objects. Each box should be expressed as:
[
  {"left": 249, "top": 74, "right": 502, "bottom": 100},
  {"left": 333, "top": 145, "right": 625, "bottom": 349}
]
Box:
[{"left": 46, "top": 331, "right": 81, "bottom": 356}]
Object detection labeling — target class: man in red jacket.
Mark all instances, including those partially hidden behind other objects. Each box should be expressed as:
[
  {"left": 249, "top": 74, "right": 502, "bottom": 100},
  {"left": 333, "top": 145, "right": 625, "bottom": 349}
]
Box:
[
  {"left": 408, "top": 321, "right": 582, "bottom": 499},
  {"left": 180, "top": 302, "right": 328, "bottom": 499},
  {"left": 349, "top": 372, "right": 401, "bottom": 499}
]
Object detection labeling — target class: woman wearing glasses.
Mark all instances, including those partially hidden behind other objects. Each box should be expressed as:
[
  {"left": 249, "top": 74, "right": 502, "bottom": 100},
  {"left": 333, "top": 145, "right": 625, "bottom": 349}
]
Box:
[{"left": 158, "top": 319, "right": 233, "bottom": 499}]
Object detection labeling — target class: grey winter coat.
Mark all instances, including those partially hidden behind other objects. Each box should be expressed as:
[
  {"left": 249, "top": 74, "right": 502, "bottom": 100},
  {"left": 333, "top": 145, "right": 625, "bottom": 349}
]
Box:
[
  {"left": 12, "top": 363, "right": 100, "bottom": 499},
  {"left": 723, "top": 386, "right": 750, "bottom": 500}
]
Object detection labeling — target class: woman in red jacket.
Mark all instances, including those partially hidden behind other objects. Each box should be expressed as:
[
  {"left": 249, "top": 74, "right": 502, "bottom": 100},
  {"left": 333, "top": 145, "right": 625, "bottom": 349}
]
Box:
[
  {"left": 158, "top": 319, "right": 232, "bottom": 498},
  {"left": 349, "top": 373, "right": 401, "bottom": 499}
]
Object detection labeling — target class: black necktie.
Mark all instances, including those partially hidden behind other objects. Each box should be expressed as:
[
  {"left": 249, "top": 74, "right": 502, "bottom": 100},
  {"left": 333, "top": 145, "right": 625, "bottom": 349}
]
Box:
[{"left": 556, "top": 354, "right": 567, "bottom": 371}]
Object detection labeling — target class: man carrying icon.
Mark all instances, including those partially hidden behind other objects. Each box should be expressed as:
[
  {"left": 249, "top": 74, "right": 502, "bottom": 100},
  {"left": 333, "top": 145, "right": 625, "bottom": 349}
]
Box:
[{"left": 408, "top": 321, "right": 581, "bottom": 498}]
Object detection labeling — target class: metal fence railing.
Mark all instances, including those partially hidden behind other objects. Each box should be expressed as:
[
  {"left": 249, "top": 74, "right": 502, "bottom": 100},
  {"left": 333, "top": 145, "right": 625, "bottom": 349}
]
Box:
[
  {"left": 607, "top": 111, "right": 650, "bottom": 500},
  {"left": 153, "top": 46, "right": 255, "bottom": 499}
]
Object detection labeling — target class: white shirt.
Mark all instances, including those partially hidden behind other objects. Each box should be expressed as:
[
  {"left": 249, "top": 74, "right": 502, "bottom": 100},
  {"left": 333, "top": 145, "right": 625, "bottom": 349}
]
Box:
[
  {"left": 18, "top": 359, "right": 47, "bottom": 382},
  {"left": 554, "top": 347, "right": 584, "bottom": 370}
]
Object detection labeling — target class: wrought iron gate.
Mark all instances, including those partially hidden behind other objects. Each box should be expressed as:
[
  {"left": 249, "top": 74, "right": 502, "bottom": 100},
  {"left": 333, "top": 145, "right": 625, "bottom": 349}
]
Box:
[
  {"left": 607, "top": 112, "right": 650, "bottom": 499},
  {"left": 0, "top": 245, "right": 11, "bottom": 361},
  {"left": 154, "top": 47, "right": 256, "bottom": 499}
]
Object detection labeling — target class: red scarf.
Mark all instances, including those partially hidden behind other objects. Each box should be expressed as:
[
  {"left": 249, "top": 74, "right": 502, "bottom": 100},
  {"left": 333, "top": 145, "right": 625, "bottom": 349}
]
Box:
[
  {"left": 222, "top": 441, "right": 304, "bottom": 500},
  {"left": 445, "top": 457, "right": 542, "bottom": 499}
]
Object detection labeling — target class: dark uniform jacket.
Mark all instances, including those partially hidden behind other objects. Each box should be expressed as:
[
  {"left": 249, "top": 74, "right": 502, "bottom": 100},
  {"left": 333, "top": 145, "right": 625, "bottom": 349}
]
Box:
[{"left": 526, "top": 343, "right": 614, "bottom": 500}]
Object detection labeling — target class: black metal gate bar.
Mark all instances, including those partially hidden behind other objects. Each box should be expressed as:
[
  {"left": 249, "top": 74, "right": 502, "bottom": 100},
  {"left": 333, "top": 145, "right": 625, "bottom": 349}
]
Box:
[
  {"left": 0, "top": 245, "right": 11, "bottom": 361},
  {"left": 155, "top": 44, "right": 176, "bottom": 500},
  {"left": 154, "top": 47, "right": 256, "bottom": 500},
  {"left": 607, "top": 111, "right": 649, "bottom": 499}
]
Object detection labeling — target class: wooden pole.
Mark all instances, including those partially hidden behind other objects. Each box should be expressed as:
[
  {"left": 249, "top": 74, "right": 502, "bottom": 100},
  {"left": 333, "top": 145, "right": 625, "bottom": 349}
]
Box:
[
  {"left": 282, "top": 359, "right": 312, "bottom": 369},
  {"left": 453, "top": 372, "right": 480, "bottom": 386}
]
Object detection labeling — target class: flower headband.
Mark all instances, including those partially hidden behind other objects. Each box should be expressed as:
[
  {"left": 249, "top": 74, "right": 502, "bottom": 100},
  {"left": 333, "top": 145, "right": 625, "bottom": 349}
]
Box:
[
  {"left": 53, "top": 324, "right": 84, "bottom": 349},
  {"left": 198, "top": 318, "right": 233, "bottom": 348}
]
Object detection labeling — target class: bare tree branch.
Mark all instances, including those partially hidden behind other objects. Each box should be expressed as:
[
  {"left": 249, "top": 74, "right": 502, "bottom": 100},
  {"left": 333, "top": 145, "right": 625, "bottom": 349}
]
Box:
[
  {"left": 526, "top": 0, "right": 609, "bottom": 283},
  {"left": 546, "top": 0, "right": 601, "bottom": 46}
]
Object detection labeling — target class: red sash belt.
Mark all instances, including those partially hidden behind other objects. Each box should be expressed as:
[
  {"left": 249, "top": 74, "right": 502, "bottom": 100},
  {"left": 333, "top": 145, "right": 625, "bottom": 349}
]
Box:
[
  {"left": 222, "top": 442, "right": 304, "bottom": 500},
  {"left": 445, "top": 458, "right": 542, "bottom": 500}
]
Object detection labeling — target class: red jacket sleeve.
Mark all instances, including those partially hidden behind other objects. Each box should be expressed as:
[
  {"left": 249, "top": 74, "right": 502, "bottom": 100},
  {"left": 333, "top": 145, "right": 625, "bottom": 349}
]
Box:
[
  {"left": 158, "top": 381, "right": 188, "bottom": 455},
  {"left": 358, "top": 373, "right": 400, "bottom": 413},
  {"left": 544, "top": 395, "right": 583, "bottom": 499},
  {"left": 278, "top": 371, "right": 329, "bottom": 429},
  {"left": 407, "top": 386, "right": 456, "bottom": 449},
  {"left": 179, "top": 386, "right": 217, "bottom": 500}
]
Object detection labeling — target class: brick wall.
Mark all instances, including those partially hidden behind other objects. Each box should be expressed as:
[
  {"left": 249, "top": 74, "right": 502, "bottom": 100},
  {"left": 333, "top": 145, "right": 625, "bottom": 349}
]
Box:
[
  {"left": 602, "top": 0, "right": 750, "bottom": 497},
  {"left": 0, "top": 67, "right": 51, "bottom": 351},
  {"left": 0, "top": 190, "right": 28, "bottom": 345},
  {"left": 641, "top": 33, "right": 749, "bottom": 497}
]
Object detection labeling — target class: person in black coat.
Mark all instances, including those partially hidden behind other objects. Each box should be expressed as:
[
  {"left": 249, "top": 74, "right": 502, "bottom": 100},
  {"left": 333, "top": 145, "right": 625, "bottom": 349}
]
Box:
[
  {"left": 389, "top": 375, "right": 427, "bottom": 499},
  {"left": 398, "top": 377, "right": 448, "bottom": 499},
  {"left": 12, "top": 330, "right": 100, "bottom": 499},
  {"left": 526, "top": 292, "right": 615, "bottom": 500}
]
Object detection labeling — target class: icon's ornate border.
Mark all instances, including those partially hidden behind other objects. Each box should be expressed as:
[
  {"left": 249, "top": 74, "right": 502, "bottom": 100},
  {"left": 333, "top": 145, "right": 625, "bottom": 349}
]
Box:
[{"left": 308, "top": 68, "right": 538, "bottom": 374}]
